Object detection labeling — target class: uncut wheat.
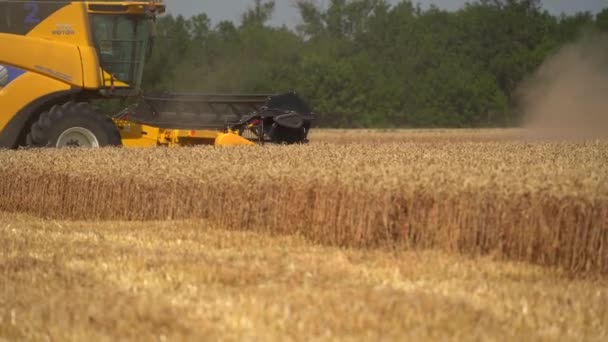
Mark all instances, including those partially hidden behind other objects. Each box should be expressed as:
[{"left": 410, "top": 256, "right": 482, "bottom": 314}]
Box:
[{"left": 0, "top": 140, "right": 606, "bottom": 273}]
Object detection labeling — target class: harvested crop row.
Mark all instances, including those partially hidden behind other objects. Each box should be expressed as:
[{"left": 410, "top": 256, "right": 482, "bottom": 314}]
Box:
[
  {"left": 3, "top": 213, "right": 607, "bottom": 341},
  {"left": 0, "top": 141, "right": 607, "bottom": 273},
  {"left": 309, "top": 128, "right": 525, "bottom": 144}
]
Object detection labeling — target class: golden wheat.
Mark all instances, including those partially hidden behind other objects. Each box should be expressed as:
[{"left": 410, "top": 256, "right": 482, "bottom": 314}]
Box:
[
  {"left": 309, "top": 128, "right": 524, "bottom": 144},
  {"left": 0, "top": 133, "right": 606, "bottom": 274}
]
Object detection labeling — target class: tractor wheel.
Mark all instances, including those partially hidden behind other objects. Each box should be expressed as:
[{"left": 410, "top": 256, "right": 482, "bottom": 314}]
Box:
[{"left": 27, "top": 102, "right": 121, "bottom": 148}]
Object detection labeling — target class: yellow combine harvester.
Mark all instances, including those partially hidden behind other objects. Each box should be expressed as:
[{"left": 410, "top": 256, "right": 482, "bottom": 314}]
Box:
[{"left": 0, "top": 1, "right": 312, "bottom": 148}]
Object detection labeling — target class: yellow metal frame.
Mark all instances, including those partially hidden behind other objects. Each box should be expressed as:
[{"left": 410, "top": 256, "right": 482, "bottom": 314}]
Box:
[{"left": 114, "top": 119, "right": 255, "bottom": 147}]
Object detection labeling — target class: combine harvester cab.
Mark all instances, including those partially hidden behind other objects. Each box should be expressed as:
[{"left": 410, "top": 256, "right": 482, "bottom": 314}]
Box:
[{"left": 116, "top": 91, "right": 314, "bottom": 147}]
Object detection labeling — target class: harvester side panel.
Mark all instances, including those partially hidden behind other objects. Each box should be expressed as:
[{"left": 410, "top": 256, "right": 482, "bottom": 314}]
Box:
[
  {"left": 0, "top": 1, "right": 167, "bottom": 148},
  {"left": 0, "top": 2, "right": 92, "bottom": 148}
]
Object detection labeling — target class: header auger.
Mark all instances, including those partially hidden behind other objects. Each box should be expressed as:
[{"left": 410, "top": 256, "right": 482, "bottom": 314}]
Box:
[{"left": 0, "top": 1, "right": 313, "bottom": 148}]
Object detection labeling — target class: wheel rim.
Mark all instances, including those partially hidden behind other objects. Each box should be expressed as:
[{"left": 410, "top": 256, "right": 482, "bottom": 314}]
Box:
[{"left": 56, "top": 127, "right": 100, "bottom": 148}]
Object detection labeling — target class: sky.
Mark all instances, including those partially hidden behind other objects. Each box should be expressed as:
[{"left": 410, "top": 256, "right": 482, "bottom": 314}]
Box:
[{"left": 162, "top": 0, "right": 607, "bottom": 27}]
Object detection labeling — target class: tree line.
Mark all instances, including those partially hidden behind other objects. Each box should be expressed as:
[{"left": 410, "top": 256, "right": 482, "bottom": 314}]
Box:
[{"left": 142, "top": 0, "right": 608, "bottom": 128}]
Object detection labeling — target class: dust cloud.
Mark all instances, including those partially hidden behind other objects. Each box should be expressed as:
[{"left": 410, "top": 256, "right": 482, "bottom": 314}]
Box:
[{"left": 519, "top": 33, "right": 608, "bottom": 141}]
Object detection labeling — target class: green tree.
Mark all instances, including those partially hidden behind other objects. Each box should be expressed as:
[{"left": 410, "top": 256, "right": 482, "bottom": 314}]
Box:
[
  {"left": 596, "top": 8, "right": 608, "bottom": 31},
  {"left": 241, "top": 0, "right": 275, "bottom": 27},
  {"left": 139, "top": 0, "right": 599, "bottom": 128}
]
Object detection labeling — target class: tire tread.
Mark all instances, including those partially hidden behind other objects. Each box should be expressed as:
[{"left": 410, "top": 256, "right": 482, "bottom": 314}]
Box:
[{"left": 26, "top": 102, "right": 121, "bottom": 147}]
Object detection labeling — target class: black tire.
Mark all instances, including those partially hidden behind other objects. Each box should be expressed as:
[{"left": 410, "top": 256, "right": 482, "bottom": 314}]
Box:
[{"left": 26, "top": 101, "right": 122, "bottom": 148}]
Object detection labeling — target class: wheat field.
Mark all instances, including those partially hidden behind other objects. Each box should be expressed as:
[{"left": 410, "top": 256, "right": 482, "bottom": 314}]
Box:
[
  {"left": 1, "top": 129, "right": 607, "bottom": 340},
  {"left": 1, "top": 130, "right": 606, "bottom": 273}
]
